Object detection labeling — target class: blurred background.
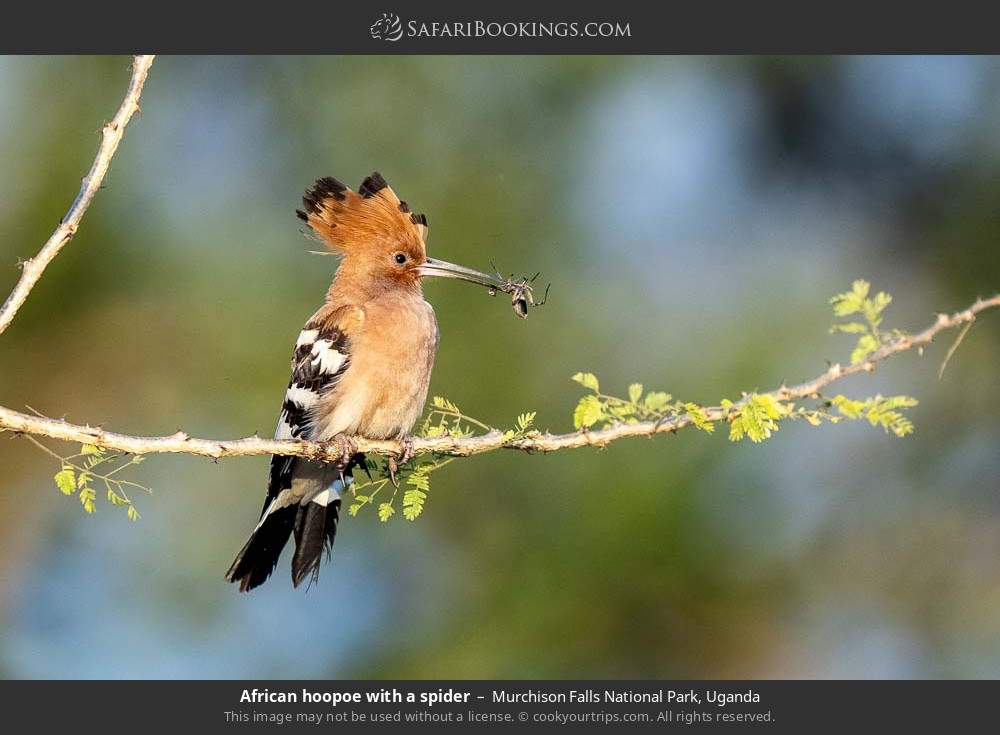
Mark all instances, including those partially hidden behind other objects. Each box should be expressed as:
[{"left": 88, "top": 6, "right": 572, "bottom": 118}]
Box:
[{"left": 0, "top": 56, "right": 998, "bottom": 679}]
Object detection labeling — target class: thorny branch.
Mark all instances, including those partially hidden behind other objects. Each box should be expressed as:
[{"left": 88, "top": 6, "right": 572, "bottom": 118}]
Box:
[
  {"left": 0, "top": 56, "right": 155, "bottom": 336},
  {"left": 1, "top": 294, "right": 997, "bottom": 462},
  {"left": 0, "top": 55, "right": 997, "bottom": 468}
]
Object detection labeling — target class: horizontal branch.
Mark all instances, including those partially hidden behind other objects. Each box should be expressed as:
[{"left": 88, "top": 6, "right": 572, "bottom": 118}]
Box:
[
  {"left": 0, "top": 55, "right": 154, "bottom": 336},
  {"left": 2, "top": 294, "right": 997, "bottom": 462}
]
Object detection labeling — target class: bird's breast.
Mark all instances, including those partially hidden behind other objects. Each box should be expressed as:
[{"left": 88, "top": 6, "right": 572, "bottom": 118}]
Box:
[{"left": 315, "top": 297, "right": 438, "bottom": 440}]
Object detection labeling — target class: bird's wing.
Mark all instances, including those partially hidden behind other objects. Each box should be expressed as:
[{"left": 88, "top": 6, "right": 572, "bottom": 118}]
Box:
[
  {"left": 225, "top": 307, "right": 356, "bottom": 591},
  {"left": 261, "top": 309, "right": 352, "bottom": 518}
]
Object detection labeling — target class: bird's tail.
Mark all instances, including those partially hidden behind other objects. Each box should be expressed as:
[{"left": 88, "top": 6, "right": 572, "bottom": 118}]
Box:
[
  {"left": 290, "top": 494, "right": 342, "bottom": 588},
  {"left": 224, "top": 502, "right": 298, "bottom": 593},
  {"left": 225, "top": 458, "right": 360, "bottom": 592}
]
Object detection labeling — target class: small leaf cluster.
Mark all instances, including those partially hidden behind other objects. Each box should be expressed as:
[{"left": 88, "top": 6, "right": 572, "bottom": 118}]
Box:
[
  {"left": 353, "top": 395, "right": 540, "bottom": 523},
  {"left": 347, "top": 455, "right": 454, "bottom": 523},
  {"left": 830, "top": 279, "right": 896, "bottom": 364},
  {"left": 501, "top": 411, "right": 539, "bottom": 443},
  {"left": 419, "top": 396, "right": 487, "bottom": 438},
  {"left": 570, "top": 373, "right": 712, "bottom": 433},
  {"left": 401, "top": 462, "right": 432, "bottom": 520},
  {"left": 353, "top": 395, "right": 498, "bottom": 523},
  {"left": 43, "top": 440, "right": 147, "bottom": 520},
  {"left": 346, "top": 457, "right": 393, "bottom": 521},
  {"left": 721, "top": 394, "right": 788, "bottom": 443},
  {"left": 568, "top": 370, "right": 918, "bottom": 446},
  {"left": 830, "top": 394, "right": 917, "bottom": 437},
  {"left": 720, "top": 391, "right": 918, "bottom": 443}
]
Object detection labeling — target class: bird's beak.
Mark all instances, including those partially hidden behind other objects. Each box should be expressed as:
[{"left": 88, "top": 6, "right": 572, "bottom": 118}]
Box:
[{"left": 417, "top": 258, "right": 503, "bottom": 289}]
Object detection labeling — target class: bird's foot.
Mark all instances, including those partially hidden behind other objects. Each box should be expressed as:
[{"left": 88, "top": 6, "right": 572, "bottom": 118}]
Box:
[
  {"left": 328, "top": 434, "right": 357, "bottom": 470},
  {"left": 398, "top": 436, "right": 416, "bottom": 466},
  {"left": 387, "top": 436, "right": 415, "bottom": 488}
]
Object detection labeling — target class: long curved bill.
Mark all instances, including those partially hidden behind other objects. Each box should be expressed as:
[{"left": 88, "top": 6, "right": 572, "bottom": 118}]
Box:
[{"left": 417, "top": 258, "right": 503, "bottom": 289}]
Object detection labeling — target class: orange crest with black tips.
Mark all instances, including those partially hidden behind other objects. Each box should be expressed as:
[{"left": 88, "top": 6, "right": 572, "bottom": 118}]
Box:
[{"left": 296, "top": 172, "right": 429, "bottom": 255}]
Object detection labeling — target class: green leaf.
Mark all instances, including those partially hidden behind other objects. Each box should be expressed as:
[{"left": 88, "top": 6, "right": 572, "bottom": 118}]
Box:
[
  {"left": 831, "top": 394, "right": 918, "bottom": 437},
  {"left": 79, "top": 487, "right": 96, "bottom": 514},
  {"left": 685, "top": 403, "right": 715, "bottom": 433},
  {"left": 888, "top": 417, "right": 914, "bottom": 437},
  {"left": 431, "top": 396, "right": 460, "bottom": 413},
  {"left": 402, "top": 488, "right": 426, "bottom": 521},
  {"left": 728, "top": 394, "right": 787, "bottom": 443},
  {"left": 874, "top": 395, "right": 918, "bottom": 411},
  {"left": 106, "top": 488, "right": 127, "bottom": 506},
  {"left": 406, "top": 471, "right": 430, "bottom": 492},
  {"left": 628, "top": 383, "right": 643, "bottom": 403},
  {"left": 571, "top": 372, "right": 600, "bottom": 392},
  {"left": 81, "top": 443, "right": 102, "bottom": 456},
  {"left": 377, "top": 503, "right": 395, "bottom": 522},
  {"left": 606, "top": 402, "right": 636, "bottom": 420},
  {"left": 863, "top": 291, "right": 892, "bottom": 327},
  {"left": 865, "top": 395, "right": 917, "bottom": 436},
  {"left": 729, "top": 421, "right": 745, "bottom": 442},
  {"left": 829, "top": 322, "right": 868, "bottom": 334},
  {"left": 830, "top": 279, "right": 870, "bottom": 316},
  {"left": 348, "top": 503, "right": 363, "bottom": 517},
  {"left": 830, "top": 282, "right": 896, "bottom": 364},
  {"left": 850, "top": 333, "right": 879, "bottom": 364},
  {"left": 573, "top": 395, "right": 604, "bottom": 429},
  {"left": 831, "top": 395, "right": 865, "bottom": 419},
  {"left": 54, "top": 467, "right": 76, "bottom": 495},
  {"left": 643, "top": 391, "right": 672, "bottom": 413},
  {"left": 127, "top": 505, "right": 140, "bottom": 522}
]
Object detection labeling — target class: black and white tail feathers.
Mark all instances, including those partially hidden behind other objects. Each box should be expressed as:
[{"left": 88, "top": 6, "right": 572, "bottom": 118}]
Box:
[
  {"left": 291, "top": 494, "right": 341, "bottom": 588},
  {"left": 224, "top": 459, "right": 359, "bottom": 592},
  {"left": 224, "top": 503, "right": 297, "bottom": 593},
  {"left": 223, "top": 489, "right": 342, "bottom": 593}
]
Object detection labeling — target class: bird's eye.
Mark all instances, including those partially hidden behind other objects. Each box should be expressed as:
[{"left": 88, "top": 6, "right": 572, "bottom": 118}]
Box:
[{"left": 394, "top": 253, "right": 407, "bottom": 264}]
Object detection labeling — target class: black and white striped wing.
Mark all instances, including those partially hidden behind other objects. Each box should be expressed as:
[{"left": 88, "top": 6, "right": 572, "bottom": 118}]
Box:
[{"left": 263, "top": 321, "right": 350, "bottom": 515}]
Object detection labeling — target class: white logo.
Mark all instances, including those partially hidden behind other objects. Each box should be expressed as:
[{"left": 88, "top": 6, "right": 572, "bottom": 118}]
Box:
[{"left": 370, "top": 13, "right": 403, "bottom": 41}]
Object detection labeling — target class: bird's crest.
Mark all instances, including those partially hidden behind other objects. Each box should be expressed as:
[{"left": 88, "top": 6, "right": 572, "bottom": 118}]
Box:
[{"left": 296, "top": 172, "right": 429, "bottom": 253}]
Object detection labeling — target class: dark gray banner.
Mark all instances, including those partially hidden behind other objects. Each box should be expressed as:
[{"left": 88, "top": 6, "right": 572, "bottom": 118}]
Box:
[
  {"left": 0, "top": 2, "right": 997, "bottom": 53},
  {"left": 1, "top": 680, "right": 997, "bottom": 732}
]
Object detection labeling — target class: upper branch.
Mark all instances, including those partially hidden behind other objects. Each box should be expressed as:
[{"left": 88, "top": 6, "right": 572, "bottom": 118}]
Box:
[
  {"left": 1, "top": 293, "right": 996, "bottom": 463},
  {"left": 0, "top": 55, "right": 155, "bottom": 336}
]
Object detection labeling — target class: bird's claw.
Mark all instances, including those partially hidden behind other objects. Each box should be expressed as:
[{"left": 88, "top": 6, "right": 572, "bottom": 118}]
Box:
[
  {"left": 387, "top": 437, "right": 415, "bottom": 488},
  {"left": 329, "top": 434, "right": 357, "bottom": 470},
  {"left": 398, "top": 436, "right": 416, "bottom": 466}
]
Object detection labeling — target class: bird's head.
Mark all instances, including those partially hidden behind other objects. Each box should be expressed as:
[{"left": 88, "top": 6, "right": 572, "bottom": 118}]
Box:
[{"left": 296, "top": 172, "right": 501, "bottom": 296}]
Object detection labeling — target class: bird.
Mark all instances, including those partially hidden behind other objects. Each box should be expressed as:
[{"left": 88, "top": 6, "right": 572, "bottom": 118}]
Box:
[{"left": 225, "top": 172, "right": 503, "bottom": 592}]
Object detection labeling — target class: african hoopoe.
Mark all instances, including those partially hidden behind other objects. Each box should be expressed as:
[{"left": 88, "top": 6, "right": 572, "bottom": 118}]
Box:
[{"left": 225, "top": 172, "right": 503, "bottom": 592}]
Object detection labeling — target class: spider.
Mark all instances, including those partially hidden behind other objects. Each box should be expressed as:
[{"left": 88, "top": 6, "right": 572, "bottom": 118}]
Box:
[{"left": 488, "top": 264, "right": 550, "bottom": 318}]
